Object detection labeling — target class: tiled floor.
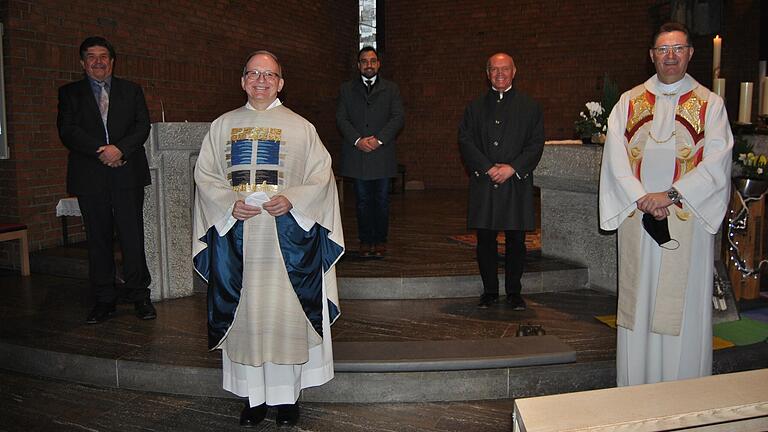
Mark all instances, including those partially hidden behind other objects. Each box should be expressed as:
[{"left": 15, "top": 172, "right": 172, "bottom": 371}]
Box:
[{"left": 0, "top": 369, "right": 516, "bottom": 432}]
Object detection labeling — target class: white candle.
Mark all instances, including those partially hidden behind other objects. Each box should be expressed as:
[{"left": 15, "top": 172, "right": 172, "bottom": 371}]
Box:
[
  {"left": 713, "top": 78, "right": 726, "bottom": 98},
  {"left": 761, "top": 77, "right": 768, "bottom": 116},
  {"left": 760, "top": 61, "right": 766, "bottom": 115},
  {"left": 712, "top": 35, "right": 722, "bottom": 82},
  {"left": 738, "top": 82, "right": 753, "bottom": 124}
]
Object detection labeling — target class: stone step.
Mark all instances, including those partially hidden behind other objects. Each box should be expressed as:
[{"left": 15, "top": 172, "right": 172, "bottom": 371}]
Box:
[
  {"left": 0, "top": 338, "right": 599, "bottom": 403},
  {"left": 337, "top": 267, "right": 588, "bottom": 299},
  {"left": 6, "top": 338, "right": 768, "bottom": 403},
  {"left": 334, "top": 336, "right": 575, "bottom": 372},
  {"left": 31, "top": 247, "right": 589, "bottom": 300}
]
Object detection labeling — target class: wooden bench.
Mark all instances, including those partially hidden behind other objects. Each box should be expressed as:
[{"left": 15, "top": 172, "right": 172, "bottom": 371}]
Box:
[
  {"left": 513, "top": 369, "right": 768, "bottom": 431},
  {"left": 0, "top": 223, "right": 30, "bottom": 276}
]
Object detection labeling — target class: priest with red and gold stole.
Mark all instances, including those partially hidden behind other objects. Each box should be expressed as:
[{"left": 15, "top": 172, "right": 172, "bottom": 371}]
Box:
[{"left": 599, "top": 23, "right": 732, "bottom": 386}]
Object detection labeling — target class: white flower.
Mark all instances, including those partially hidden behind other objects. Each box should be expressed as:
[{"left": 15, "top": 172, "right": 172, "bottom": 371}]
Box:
[
  {"left": 585, "top": 102, "right": 604, "bottom": 117},
  {"left": 759, "top": 168, "right": 764, "bottom": 175},
  {"left": 738, "top": 153, "right": 747, "bottom": 161}
]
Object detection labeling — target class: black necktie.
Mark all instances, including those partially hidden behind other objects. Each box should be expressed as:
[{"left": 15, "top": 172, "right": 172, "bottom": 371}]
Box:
[{"left": 365, "top": 79, "right": 373, "bottom": 94}]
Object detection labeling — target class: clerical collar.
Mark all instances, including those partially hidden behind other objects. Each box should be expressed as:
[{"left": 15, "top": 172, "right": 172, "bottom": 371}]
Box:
[
  {"left": 361, "top": 75, "right": 378, "bottom": 86},
  {"left": 494, "top": 85, "right": 513, "bottom": 99},
  {"left": 246, "top": 98, "right": 282, "bottom": 111},
  {"left": 657, "top": 79, "right": 683, "bottom": 96}
]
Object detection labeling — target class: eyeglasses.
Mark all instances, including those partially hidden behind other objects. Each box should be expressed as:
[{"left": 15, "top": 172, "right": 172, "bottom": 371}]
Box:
[
  {"left": 243, "top": 70, "right": 281, "bottom": 81},
  {"left": 652, "top": 45, "right": 690, "bottom": 55}
]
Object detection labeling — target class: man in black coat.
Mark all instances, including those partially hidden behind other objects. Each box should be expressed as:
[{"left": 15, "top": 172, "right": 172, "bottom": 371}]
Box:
[
  {"left": 57, "top": 36, "right": 156, "bottom": 323},
  {"left": 459, "top": 52, "right": 544, "bottom": 310},
  {"left": 336, "top": 46, "right": 404, "bottom": 257}
]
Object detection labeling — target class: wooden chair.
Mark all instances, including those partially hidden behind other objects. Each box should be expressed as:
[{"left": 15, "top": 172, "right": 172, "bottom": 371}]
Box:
[{"left": 0, "top": 223, "right": 30, "bottom": 276}]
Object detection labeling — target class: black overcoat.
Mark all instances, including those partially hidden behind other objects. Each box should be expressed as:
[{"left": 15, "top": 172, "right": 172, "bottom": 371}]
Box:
[
  {"left": 336, "top": 76, "right": 405, "bottom": 180},
  {"left": 458, "top": 89, "right": 544, "bottom": 230}
]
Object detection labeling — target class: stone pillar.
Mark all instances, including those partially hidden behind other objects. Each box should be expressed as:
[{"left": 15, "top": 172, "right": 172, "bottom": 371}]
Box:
[
  {"left": 534, "top": 145, "right": 617, "bottom": 293},
  {"left": 144, "top": 122, "right": 210, "bottom": 300}
]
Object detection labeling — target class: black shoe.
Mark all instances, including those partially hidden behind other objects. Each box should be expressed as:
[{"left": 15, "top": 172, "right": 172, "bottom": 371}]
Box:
[
  {"left": 239, "top": 403, "right": 267, "bottom": 427},
  {"left": 506, "top": 294, "right": 527, "bottom": 311},
  {"left": 85, "top": 302, "right": 116, "bottom": 324},
  {"left": 276, "top": 403, "right": 300, "bottom": 426},
  {"left": 134, "top": 299, "right": 157, "bottom": 320},
  {"left": 477, "top": 294, "right": 499, "bottom": 308}
]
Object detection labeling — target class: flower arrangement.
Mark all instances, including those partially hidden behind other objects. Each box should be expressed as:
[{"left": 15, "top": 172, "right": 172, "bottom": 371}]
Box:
[
  {"left": 575, "top": 73, "right": 619, "bottom": 144},
  {"left": 733, "top": 136, "right": 768, "bottom": 180},
  {"left": 575, "top": 101, "right": 607, "bottom": 138},
  {"left": 736, "top": 153, "right": 768, "bottom": 179}
]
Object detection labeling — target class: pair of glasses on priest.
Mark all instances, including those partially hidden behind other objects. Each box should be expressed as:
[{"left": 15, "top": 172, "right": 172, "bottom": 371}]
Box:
[
  {"left": 651, "top": 44, "right": 691, "bottom": 55},
  {"left": 243, "top": 70, "right": 281, "bottom": 81}
]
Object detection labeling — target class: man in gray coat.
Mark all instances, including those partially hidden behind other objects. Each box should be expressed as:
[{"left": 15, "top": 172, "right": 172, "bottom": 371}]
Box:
[
  {"left": 459, "top": 52, "right": 544, "bottom": 310},
  {"left": 336, "top": 46, "right": 405, "bottom": 258}
]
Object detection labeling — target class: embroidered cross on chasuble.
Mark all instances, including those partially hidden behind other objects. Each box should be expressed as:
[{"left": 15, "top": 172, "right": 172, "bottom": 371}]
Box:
[{"left": 226, "top": 127, "right": 284, "bottom": 193}]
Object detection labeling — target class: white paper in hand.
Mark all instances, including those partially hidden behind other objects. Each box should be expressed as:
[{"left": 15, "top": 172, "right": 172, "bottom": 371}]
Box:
[{"left": 245, "top": 191, "right": 270, "bottom": 208}]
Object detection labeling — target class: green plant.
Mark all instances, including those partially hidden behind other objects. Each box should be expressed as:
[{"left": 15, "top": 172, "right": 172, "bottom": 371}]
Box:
[{"left": 732, "top": 135, "right": 753, "bottom": 163}]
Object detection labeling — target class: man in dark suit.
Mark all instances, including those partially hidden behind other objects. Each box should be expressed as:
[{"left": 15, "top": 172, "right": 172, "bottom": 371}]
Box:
[
  {"left": 459, "top": 52, "right": 544, "bottom": 310},
  {"left": 57, "top": 36, "right": 156, "bottom": 323},
  {"left": 336, "top": 46, "right": 404, "bottom": 258}
]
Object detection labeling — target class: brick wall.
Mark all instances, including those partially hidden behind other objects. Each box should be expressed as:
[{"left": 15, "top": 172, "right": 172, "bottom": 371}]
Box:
[
  {"left": 384, "top": 0, "right": 761, "bottom": 189},
  {"left": 0, "top": 0, "right": 357, "bottom": 261},
  {"left": 0, "top": 1, "right": 761, "bottom": 264}
]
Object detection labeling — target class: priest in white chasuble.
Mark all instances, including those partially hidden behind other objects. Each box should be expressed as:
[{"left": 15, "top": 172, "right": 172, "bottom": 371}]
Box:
[
  {"left": 599, "top": 22, "right": 732, "bottom": 387},
  {"left": 192, "top": 50, "right": 344, "bottom": 427}
]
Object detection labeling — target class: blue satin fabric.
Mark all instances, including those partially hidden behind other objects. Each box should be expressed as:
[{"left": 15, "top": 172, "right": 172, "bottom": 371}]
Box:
[
  {"left": 193, "top": 215, "right": 343, "bottom": 351},
  {"left": 275, "top": 213, "right": 342, "bottom": 336},
  {"left": 194, "top": 221, "right": 245, "bottom": 350}
]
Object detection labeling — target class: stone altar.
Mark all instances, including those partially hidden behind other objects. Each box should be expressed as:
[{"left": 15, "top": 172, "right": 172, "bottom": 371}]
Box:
[
  {"left": 143, "top": 122, "right": 210, "bottom": 300},
  {"left": 534, "top": 144, "right": 617, "bottom": 293}
]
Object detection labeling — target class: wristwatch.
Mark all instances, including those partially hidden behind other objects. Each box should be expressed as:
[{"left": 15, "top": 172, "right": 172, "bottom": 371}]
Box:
[{"left": 667, "top": 187, "right": 681, "bottom": 204}]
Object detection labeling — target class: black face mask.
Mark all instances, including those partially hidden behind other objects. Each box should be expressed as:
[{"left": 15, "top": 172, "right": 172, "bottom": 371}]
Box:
[{"left": 642, "top": 213, "right": 679, "bottom": 249}]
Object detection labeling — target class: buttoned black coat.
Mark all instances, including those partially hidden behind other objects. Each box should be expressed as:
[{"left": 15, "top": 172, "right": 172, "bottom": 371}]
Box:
[
  {"left": 458, "top": 89, "right": 544, "bottom": 230},
  {"left": 336, "top": 76, "right": 405, "bottom": 180}
]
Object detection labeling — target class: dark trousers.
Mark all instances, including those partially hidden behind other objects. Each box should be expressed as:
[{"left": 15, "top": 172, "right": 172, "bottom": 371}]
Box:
[
  {"left": 353, "top": 178, "right": 390, "bottom": 244},
  {"left": 77, "top": 186, "right": 151, "bottom": 304},
  {"left": 476, "top": 229, "right": 526, "bottom": 297}
]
